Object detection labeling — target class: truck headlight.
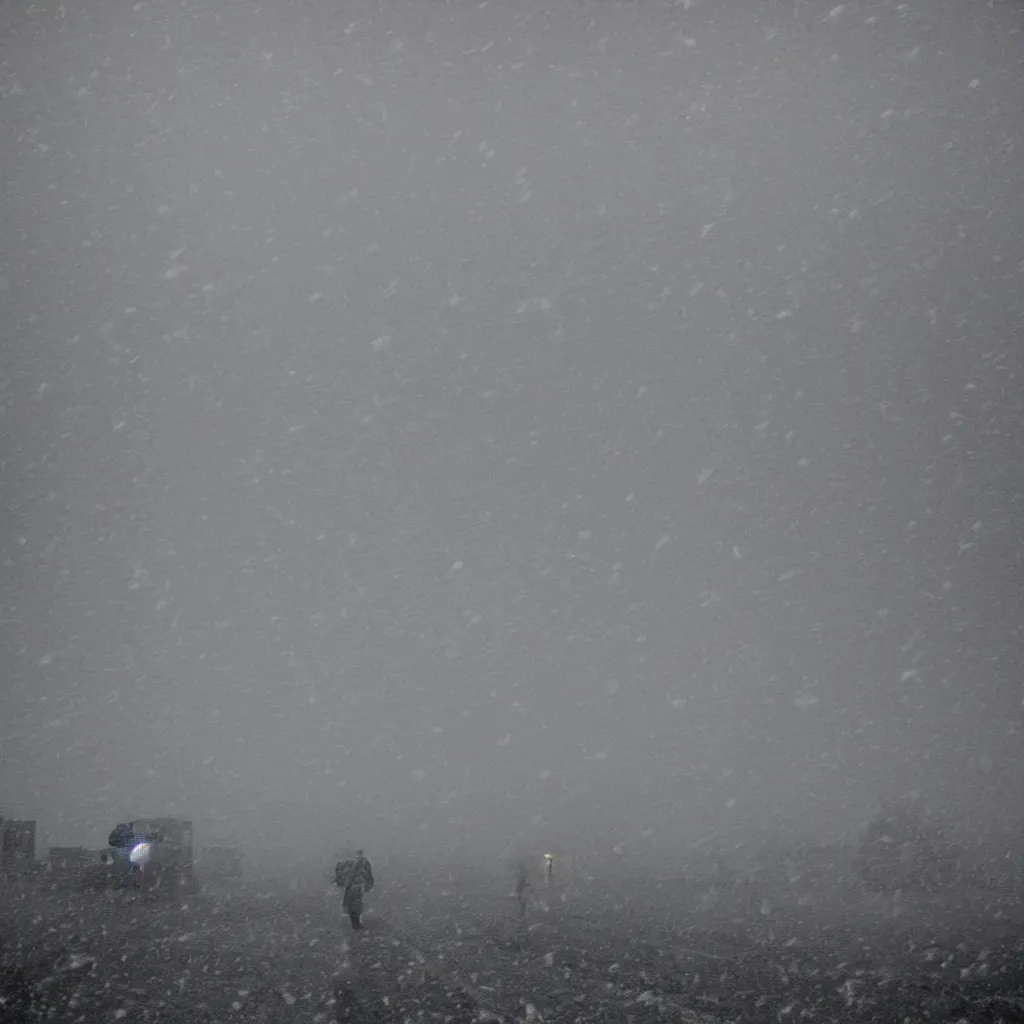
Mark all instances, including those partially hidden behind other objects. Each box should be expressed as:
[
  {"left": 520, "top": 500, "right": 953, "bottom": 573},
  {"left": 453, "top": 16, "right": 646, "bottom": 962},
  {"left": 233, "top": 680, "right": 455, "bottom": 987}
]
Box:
[{"left": 129, "top": 842, "right": 153, "bottom": 867}]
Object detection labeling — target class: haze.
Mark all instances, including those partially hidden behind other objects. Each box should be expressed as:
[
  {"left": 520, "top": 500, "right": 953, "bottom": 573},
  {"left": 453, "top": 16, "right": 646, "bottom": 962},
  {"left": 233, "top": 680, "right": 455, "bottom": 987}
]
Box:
[{"left": 2, "top": 0, "right": 1021, "bottom": 875}]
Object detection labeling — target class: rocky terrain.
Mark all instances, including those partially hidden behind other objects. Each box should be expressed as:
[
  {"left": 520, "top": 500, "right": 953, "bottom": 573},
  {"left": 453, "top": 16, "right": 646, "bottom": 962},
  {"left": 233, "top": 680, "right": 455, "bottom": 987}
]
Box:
[{"left": 3, "top": 866, "right": 1023, "bottom": 1022}]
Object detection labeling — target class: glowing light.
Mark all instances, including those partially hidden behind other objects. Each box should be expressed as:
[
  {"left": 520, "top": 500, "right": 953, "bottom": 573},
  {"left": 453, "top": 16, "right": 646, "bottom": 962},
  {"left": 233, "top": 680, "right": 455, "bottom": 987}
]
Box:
[{"left": 129, "top": 842, "right": 153, "bottom": 867}]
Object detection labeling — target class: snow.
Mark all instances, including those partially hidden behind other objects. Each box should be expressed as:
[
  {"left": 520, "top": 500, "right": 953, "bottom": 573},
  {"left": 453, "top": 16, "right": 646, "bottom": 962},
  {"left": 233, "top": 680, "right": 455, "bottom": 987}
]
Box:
[{"left": 0, "top": 0, "right": 1019, "bottom": 953}]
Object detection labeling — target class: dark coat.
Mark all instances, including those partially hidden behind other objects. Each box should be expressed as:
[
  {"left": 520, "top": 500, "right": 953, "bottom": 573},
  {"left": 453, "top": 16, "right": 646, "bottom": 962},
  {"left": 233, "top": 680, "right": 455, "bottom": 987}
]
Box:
[{"left": 336, "top": 856, "right": 374, "bottom": 912}]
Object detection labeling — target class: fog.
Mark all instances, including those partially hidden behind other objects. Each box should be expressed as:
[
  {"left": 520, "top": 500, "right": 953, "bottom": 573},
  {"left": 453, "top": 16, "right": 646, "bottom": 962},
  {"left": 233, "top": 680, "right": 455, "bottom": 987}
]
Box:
[{"left": 2, "top": 0, "right": 1021, "bottom": 876}]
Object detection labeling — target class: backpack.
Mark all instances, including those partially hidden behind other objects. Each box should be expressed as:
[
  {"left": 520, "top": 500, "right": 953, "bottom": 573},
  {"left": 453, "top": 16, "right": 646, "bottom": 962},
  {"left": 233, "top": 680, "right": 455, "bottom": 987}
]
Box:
[{"left": 334, "top": 860, "right": 353, "bottom": 887}]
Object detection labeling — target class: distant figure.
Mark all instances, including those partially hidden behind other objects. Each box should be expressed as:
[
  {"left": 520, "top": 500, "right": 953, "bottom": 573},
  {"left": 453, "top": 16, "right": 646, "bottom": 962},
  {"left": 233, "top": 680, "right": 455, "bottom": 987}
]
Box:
[
  {"left": 335, "top": 850, "right": 375, "bottom": 930},
  {"left": 515, "top": 860, "right": 531, "bottom": 918},
  {"left": 543, "top": 853, "right": 554, "bottom": 885}
]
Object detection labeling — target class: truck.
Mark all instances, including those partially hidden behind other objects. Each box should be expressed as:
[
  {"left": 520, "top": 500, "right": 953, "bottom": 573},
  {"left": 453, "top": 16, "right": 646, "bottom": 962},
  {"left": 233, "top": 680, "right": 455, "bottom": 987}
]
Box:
[{"left": 102, "top": 818, "right": 194, "bottom": 893}]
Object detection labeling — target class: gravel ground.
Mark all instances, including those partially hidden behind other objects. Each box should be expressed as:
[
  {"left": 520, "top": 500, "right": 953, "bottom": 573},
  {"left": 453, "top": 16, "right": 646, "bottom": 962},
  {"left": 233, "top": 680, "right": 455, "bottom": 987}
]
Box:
[{"left": 3, "top": 869, "right": 1024, "bottom": 1023}]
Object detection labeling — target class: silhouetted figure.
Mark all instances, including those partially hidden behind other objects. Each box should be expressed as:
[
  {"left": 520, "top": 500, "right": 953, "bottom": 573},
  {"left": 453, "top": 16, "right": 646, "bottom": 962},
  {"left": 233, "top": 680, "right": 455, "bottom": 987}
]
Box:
[
  {"left": 335, "top": 850, "right": 375, "bottom": 930},
  {"left": 515, "top": 860, "right": 530, "bottom": 918}
]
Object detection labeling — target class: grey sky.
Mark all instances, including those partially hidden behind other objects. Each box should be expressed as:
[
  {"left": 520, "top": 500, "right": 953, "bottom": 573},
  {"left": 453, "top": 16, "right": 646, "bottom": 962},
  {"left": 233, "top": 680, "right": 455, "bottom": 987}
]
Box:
[{"left": 2, "top": 0, "right": 1021, "bottom": 864}]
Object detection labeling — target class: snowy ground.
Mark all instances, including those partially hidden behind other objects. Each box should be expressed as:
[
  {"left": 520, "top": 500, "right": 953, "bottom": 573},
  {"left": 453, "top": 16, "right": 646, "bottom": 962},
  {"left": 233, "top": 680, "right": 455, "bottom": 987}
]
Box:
[{"left": 3, "top": 866, "right": 1024, "bottom": 1023}]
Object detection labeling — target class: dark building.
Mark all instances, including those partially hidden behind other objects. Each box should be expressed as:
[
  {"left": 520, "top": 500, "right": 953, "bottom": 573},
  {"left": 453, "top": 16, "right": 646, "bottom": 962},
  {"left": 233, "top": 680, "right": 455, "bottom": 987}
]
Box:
[{"left": 1, "top": 819, "right": 37, "bottom": 874}]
